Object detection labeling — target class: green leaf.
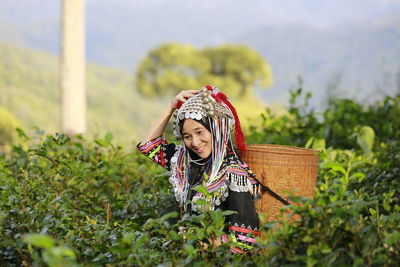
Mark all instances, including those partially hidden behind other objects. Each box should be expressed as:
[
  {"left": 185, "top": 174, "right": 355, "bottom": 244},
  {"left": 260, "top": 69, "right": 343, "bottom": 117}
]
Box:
[
  {"left": 384, "top": 231, "right": 400, "bottom": 245},
  {"left": 210, "top": 210, "right": 223, "bottom": 223},
  {"left": 305, "top": 137, "right": 314, "bottom": 149},
  {"left": 221, "top": 210, "right": 238, "bottom": 216},
  {"left": 168, "top": 230, "right": 181, "bottom": 241},
  {"left": 306, "top": 245, "right": 317, "bottom": 256},
  {"left": 95, "top": 139, "right": 106, "bottom": 147},
  {"left": 356, "top": 126, "right": 375, "bottom": 156},
  {"left": 133, "top": 234, "right": 149, "bottom": 250},
  {"left": 350, "top": 172, "right": 366, "bottom": 182},
  {"left": 159, "top": 211, "right": 179, "bottom": 222},
  {"left": 49, "top": 246, "right": 76, "bottom": 258},
  {"left": 105, "top": 132, "right": 113, "bottom": 144},
  {"left": 16, "top": 127, "right": 30, "bottom": 140},
  {"left": 192, "top": 185, "right": 210, "bottom": 196},
  {"left": 23, "top": 233, "right": 55, "bottom": 248},
  {"left": 383, "top": 201, "right": 391, "bottom": 212},
  {"left": 322, "top": 162, "right": 346, "bottom": 174},
  {"left": 122, "top": 232, "right": 135, "bottom": 244},
  {"left": 193, "top": 199, "right": 209, "bottom": 206},
  {"left": 302, "top": 235, "right": 313, "bottom": 242},
  {"left": 321, "top": 244, "right": 332, "bottom": 254},
  {"left": 304, "top": 137, "right": 325, "bottom": 151},
  {"left": 312, "top": 138, "right": 326, "bottom": 151},
  {"left": 369, "top": 208, "right": 376, "bottom": 217}
]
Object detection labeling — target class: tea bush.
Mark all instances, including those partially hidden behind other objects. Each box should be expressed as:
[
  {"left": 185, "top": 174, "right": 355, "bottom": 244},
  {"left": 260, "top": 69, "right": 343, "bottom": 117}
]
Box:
[
  {"left": 253, "top": 143, "right": 400, "bottom": 266},
  {"left": 247, "top": 84, "right": 400, "bottom": 149},
  {"left": 0, "top": 131, "right": 177, "bottom": 266},
  {"left": 1, "top": 90, "right": 399, "bottom": 266}
]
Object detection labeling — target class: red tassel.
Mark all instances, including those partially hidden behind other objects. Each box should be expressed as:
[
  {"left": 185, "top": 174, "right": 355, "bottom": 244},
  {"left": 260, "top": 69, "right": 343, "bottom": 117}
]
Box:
[
  {"left": 177, "top": 101, "right": 184, "bottom": 109},
  {"left": 205, "top": 85, "right": 246, "bottom": 156}
]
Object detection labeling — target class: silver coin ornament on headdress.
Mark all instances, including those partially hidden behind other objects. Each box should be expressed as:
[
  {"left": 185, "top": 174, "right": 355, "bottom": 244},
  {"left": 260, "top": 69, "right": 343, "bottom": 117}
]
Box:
[{"left": 173, "top": 86, "right": 235, "bottom": 139}]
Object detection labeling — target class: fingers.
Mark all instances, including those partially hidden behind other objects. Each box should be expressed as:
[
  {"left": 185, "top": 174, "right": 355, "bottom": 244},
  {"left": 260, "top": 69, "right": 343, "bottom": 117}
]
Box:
[
  {"left": 184, "top": 89, "right": 200, "bottom": 94},
  {"left": 177, "top": 89, "right": 199, "bottom": 102},
  {"left": 179, "top": 89, "right": 199, "bottom": 98},
  {"left": 170, "top": 89, "right": 199, "bottom": 110}
]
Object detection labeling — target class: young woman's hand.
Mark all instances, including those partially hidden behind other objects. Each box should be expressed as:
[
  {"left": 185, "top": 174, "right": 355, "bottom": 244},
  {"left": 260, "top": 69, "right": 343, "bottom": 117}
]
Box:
[
  {"left": 170, "top": 90, "right": 199, "bottom": 110},
  {"left": 141, "top": 89, "right": 199, "bottom": 143}
]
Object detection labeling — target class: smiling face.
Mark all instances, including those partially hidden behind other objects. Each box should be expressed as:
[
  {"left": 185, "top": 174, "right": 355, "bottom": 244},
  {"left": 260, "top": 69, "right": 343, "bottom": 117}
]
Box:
[{"left": 182, "top": 119, "right": 212, "bottom": 159}]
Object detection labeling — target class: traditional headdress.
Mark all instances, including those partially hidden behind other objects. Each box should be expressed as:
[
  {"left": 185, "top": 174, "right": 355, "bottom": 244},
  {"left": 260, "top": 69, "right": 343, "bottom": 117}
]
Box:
[
  {"left": 170, "top": 85, "right": 247, "bottom": 210},
  {"left": 173, "top": 85, "right": 246, "bottom": 155}
]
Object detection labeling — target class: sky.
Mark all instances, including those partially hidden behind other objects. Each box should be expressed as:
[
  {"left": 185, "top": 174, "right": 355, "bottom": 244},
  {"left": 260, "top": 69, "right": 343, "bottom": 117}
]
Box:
[{"left": 1, "top": 0, "right": 399, "bottom": 28}]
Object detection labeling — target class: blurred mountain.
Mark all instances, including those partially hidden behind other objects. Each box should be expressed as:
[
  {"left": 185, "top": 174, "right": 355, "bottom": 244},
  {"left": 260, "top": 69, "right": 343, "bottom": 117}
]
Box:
[
  {"left": 0, "top": 0, "right": 399, "bottom": 109},
  {"left": 0, "top": 42, "right": 165, "bottom": 144},
  {"left": 236, "top": 17, "right": 400, "bottom": 107}
]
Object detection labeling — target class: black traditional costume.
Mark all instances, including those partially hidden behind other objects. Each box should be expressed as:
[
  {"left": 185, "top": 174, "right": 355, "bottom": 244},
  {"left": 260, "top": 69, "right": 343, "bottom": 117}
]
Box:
[{"left": 138, "top": 85, "right": 262, "bottom": 254}]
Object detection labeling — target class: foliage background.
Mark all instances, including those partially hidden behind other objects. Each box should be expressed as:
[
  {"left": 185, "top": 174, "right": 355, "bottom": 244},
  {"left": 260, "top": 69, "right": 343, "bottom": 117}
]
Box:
[{"left": 1, "top": 86, "right": 399, "bottom": 266}]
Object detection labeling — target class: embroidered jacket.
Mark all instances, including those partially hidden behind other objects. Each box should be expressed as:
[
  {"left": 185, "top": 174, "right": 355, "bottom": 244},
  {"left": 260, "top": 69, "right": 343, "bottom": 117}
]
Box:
[{"left": 137, "top": 136, "right": 261, "bottom": 254}]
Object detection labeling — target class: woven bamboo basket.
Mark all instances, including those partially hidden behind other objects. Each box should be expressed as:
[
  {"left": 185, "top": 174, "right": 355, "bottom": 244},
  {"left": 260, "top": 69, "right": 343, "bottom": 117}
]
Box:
[{"left": 243, "top": 144, "right": 319, "bottom": 222}]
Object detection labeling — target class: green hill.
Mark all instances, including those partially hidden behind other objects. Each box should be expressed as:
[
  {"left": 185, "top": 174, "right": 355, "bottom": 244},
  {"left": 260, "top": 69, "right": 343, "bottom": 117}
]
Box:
[{"left": 0, "top": 42, "right": 165, "bottom": 145}]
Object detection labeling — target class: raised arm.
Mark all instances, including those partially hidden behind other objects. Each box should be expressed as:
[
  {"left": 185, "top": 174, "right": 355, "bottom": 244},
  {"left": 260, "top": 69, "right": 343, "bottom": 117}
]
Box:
[{"left": 141, "top": 90, "right": 199, "bottom": 143}]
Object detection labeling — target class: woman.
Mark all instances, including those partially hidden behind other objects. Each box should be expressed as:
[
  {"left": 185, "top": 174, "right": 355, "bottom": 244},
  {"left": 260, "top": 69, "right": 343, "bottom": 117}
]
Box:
[{"left": 137, "top": 85, "right": 262, "bottom": 254}]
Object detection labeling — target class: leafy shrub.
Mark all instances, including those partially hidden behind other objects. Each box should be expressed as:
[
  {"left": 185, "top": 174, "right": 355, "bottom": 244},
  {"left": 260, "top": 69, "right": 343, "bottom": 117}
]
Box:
[
  {"left": 247, "top": 82, "right": 400, "bottom": 150},
  {"left": 255, "top": 146, "right": 400, "bottom": 266},
  {"left": 1, "top": 89, "right": 399, "bottom": 266},
  {"left": 0, "top": 131, "right": 176, "bottom": 266}
]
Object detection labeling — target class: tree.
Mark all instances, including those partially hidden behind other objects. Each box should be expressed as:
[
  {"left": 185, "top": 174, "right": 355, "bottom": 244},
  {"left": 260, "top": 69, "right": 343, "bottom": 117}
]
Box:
[
  {"left": 202, "top": 45, "right": 272, "bottom": 98},
  {"left": 135, "top": 43, "right": 273, "bottom": 99},
  {"left": 60, "top": 0, "right": 86, "bottom": 135},
  {"left": 136, "top": 43, "right": 210, "bottom": 98}
]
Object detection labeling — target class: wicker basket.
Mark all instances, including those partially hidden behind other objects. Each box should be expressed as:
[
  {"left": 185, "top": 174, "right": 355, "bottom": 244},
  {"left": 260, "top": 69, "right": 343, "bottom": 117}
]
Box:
[{"left": 243, "top": 144, "right": 319, "bottom": 222}]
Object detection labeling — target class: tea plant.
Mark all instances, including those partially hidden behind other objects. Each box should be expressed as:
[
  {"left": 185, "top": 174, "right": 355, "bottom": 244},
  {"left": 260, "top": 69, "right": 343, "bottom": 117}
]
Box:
[{"left": 1, "top": 90, "right": 399, "bottom": 266}]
